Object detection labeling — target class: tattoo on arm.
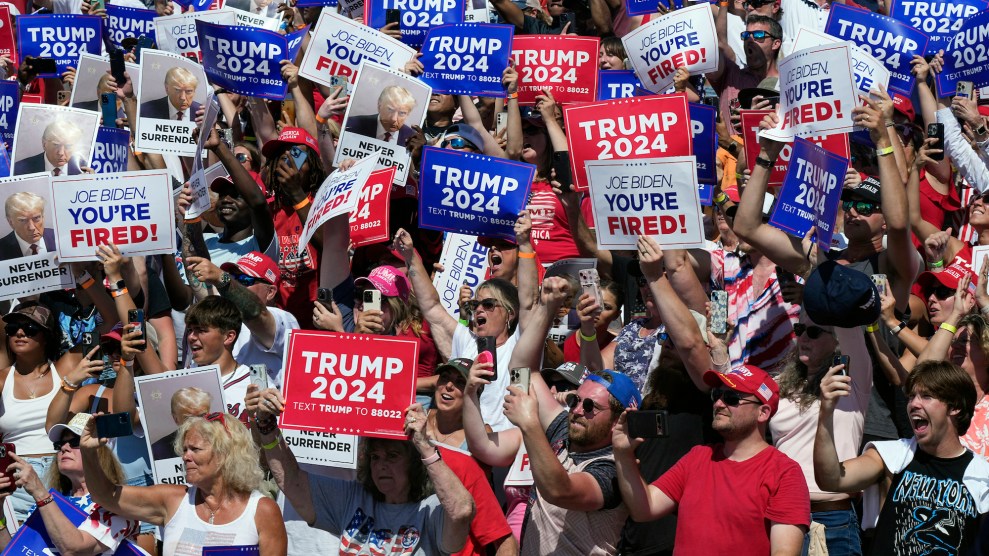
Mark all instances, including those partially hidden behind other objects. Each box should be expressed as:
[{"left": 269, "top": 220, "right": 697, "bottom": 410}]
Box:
[{"left": 221, "top": 279, "right": 265, "bottom": 321}]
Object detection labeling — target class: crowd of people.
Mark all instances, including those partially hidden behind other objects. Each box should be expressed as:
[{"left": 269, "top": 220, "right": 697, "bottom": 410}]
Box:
[{"left": 0, "top": 0, "right": 983, "bottom": 554}]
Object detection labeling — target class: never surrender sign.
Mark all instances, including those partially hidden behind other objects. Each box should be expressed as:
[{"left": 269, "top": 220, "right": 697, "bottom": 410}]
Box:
[
  {"left": 197, "top": 22, "right": 306, "bottom": 100},
  {"left": 824, "top": 4, "right": 927, "bottom": 96},
  {"left": 17, "top": 15, "right": 102, "bottom": 77},
  {"left": 510, "top": 36, "right": 599, "bottom": 104},
  {"left": 563, "top": 94, "right": 693, "bottom": 191},
  {"left": 419, "top": 146, "right": 534, "bottom": 241},
  {"left": 280, "top": 331, "right": 419, "bottom": 440},
  {"left": 937, "top": 11, "right": 989, "bottom": 94},
  {"left": 768, "top": 137, "right": 847, "bottom": 251},
  {"left": 587, "top": 157, "right": 704, "bottom": 250},
  {"left": 622, "top": 4, "right": 719, "bottom": 93},
  {"left": 419, "top": 23, "right": 513, "bottom": 97},
  {"left": 889, "top": 0, "right": 987, "bottom": 55},
  {"left": 365, "top": 0, "right": 465, "bottom": 49}
]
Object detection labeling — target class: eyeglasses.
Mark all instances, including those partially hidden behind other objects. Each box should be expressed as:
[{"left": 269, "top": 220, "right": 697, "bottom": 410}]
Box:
[
  {"left": 441, "top": 138, "right": 477, "bottom": 150},
  {"left": 841, "top": 200, "right": 880, "bottom": 216},
  {"left": 741, "top": 30, "right": 780, "bottom": 42},
  {"left": 234, "top": 274, "right": 270, "bottom": 287},
  {"left": 566, "top": 393, "right": 607, "bottom": 416},
  {"left": 465, "top": 298, "right": 502, "bottom": 312},
  {"left": 5, "top": 321, "right": 43, "bottom": 337},
  {"left": 932, "top": 285, "right": 955, "bottom": 300},
  {"left": 235, "top": 153, "right": 250, "bottom": 163},
  {"left": 53, "top": 436, "right": 80, "bottom": 451},
  {"left": 793, "top": 323, "right": 833, "bottom": 339},
  {"left": 711, "top": 388, "right": 762, "bottom": 407}
]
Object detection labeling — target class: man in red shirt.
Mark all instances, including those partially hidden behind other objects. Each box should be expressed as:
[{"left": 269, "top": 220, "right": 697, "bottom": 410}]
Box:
[{"left": 613, "top": 365, "right": 810, "bottom": 555}]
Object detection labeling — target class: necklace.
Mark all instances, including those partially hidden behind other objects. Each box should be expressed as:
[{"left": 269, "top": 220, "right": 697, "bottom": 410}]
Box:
[
  {"left": 21, "top": 365, "right": 50, "bottom": 399},
  {"left": 202, "top": 496, "right": 221, "bottom": 525},
  {"left": 428, "top": 411, "right": 457, "bottom": 444}
]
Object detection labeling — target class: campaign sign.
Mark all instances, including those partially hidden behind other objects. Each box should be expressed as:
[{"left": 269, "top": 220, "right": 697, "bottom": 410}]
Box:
[
  {"left": 587, "top": 157, "right": 704, "bottom": 250},
  {"left": 622, "top": 4, "right": 719, "bottom": 93},
  {"left": 350, "top": 167, "right": 395, "bottom": 247},
  {"left": 17, "top": 15, "right": 102, "bottom": 77},
  {"left": 174, "top": 0, "right": 213, "bottom": 14},
  {"left": 596, "top": 70, "right": 646, "bottom": 101},
  {"left": 510, "top": 36, "right": 599, "bottom": 104},
  {"left": 91, "top": 127, "right": 130, "bottom": 174},
  {"left": 364, "top": 0, "right": 465, "bottom": 49},
  {"left": 890, "top": 0, "right": 987, "bottom": 55},
  {"left": 299, "top": 10, "right": 417, "bottom": 90},
  {"left": 298, "top": 156, "right": 377, "bottom": 256},
  {"left": 741, "top": 109, "right": 850, "bottom": 187},
  {"left": 135, "top": 49, "right": 210, "bottom": 156},
  {"left": 563, "top": 94, "right": 693, "bottom": 191},
  {"left": 107, "top": 5, "right": 158, "bottom": 52},
  {"left": 419, "top": 147, "right": 534, "bottom": 241},
  {"left": 197, "top": 22, "right": 306, "bottom": 100},
  {"left": 202, "top": 547, "right": 258, "bottom": 556},
  {"left": 154, "top": 10, "right": 236, "bottom": 62},
  {"left": 186, "top": 162, "right": 226, "bottom": 221},
  {"left": 824, "top": 4, "right": 927, "bottom": 96},
  {"left": 503, "top": 447, "right": 533, "bottom": 487},
  {"left": 50, "top": 170, "right": 175, "bottom": 261},
  {"left": 228, "top": 6, "right": 282, "bottom": 31},
  {"left": 0, "top": 6, "right": 17, "bottom": 66},
  {"left": 419, "top": 24, "right": 513, "bottom": 97},
  {"left": 768, "top": 137, "right": 847, "bottom": 251},
  {"left": 5, "top": 491, "right": 86, "bottom": 553},
  {"left": 761, "top": 43, "right": 857, "bottom": 141},
  {"left": 937, "top": 10, "right": 989, "bottom": 95},
  {"left": 433, "top": 232, "right": 488, "bottom": 319},
  {"left": 280, "top": 429, "right": 359, "bottom": 469},
  {"left": 0, "top": 81, "right": 17, "bottom": 150},
  {"left": 280, "top": 331, "right": 419, "bottom": 440},
  {"left": 689, "top": 102, "right": 716, "bottom": 186},
  {"left": 791, "top": 26, "right": 891, "bottom": 114}
]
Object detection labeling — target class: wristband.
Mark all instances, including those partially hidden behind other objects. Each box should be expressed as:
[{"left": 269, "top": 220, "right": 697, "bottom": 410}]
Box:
[
  {"left": 876, "top": 145, "right": 894, "bottom": 157},
  {"left": 60, "top": 378, "right": 79, "bottom": 393},
  {"left": 421, "top": 449, "right": 442, "bottom": 466},
  {"left": 184, "top": 217, "right": 202, "bottom": 224},
  {"left": 315, "top": 113, "right": 327, "bottom": 124},
  {"left": 928, "top": 259, "right": 944, "bottom": 269},
  {"left": 939, "top": 322, "right": 958, "bottom": 334},
  {"left": 261, "top": 435, "right": 282, "bottom": 451},
  {"left": 579, "top": 331, "right": 598, "bottom": 342},
  {"left": 292, "top": 197, "right": 311, "bottom": 211},
  {"left": 885, "top": 120, "right": 895, "bottom": 128},
  {"left": 719, "top": 1, "right": 729, "bottom": 5},
  {"left": 714, "top": 192, "right": 728, "bottom": 205},
  {"left": 78, "top": 277, "right": 96, "bottom": 290},
  {"left": 755, "top": 156, "right": 775, "bottom": 169},
  {"left": 507, "top": 91, "right": 518, "bottom": 100},
  {"left": 518, "top": 251, "right": 536, "bottom": 259},
  {"left": 110, "top": 287, "right": 129, "bottom": 298},
  {"left": 35, "top": 495, "right": 54, "bottom": 508},
  {"left": 890, "top": 321, "right": 906, "bottom": 335},
  {"left": 865, "top": 322, "right": 880, "bottom": 333}
]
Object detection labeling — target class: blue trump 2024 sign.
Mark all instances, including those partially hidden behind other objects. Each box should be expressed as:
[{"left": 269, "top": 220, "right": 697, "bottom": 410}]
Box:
[
  {"left": 596, "top": 70, "right": 648, "bottom": 100},
  {"left": 92, "top": 126, "right": 130, "bottom": 175},
  {"left": 419, "top": 24, "right": 513, "bottom": 97},
  {"left": 365, "top": 0, "right": 464, "bottom": 49},
  {"left": 689, "top": 102, "right": 716, "bottom": 204},
  {"left": 419, "top": 146, "right": 534, "bottom": 241},
  {"left": 17, "top": 15, "right": 103, "bottom": 77},
  {"left": 768, "top": 137, "right": 848, "bottom": 251},
  {"left": 936, "top": 10, "right": 989, "bottom": 95},
  {"left": 0, "top": 80, "right": 18, "bottom": 152},
  {"left": 889, "top": 0, "right": 987, "bottom": 55},
  {"left": 106, "top": 5, "right": 157, "bottom": 52},
  {"left": 197, "top": 22, "right": 307, "bottom": 100}
]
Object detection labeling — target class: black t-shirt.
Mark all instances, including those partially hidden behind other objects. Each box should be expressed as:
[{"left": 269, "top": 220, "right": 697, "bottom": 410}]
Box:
[{"left": 871, "top": 449, "right": 980, "bottom": 555}]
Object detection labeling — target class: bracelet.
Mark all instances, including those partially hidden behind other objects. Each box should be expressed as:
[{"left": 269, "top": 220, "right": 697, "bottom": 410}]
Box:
[
  {"left": 35, "top": 494, "right": 54, "bottom": 508},
  {"left": 256, "top": 417, "right": 278, "bottom": 436},
  {"left": 421, "top": 449, "right": 442, "bottom": 465},
  {"left": 292, "top": 197, "right": 311, "bottom": 211},
  {"left": 78, "top": 277, "right": 95, "bottom": 290},
  {"left": 110, "top": 287, "right": 129, "bottom": 298},
  {"left": 315, "top": 113, "right": 327, "bottom": 124},
  {"left": 885, "top": 120, "right": 895, "bottom": 128},
  {"left": 60, "top": 377, "right": 79, "bottom": 393},
  {"left": 507, "top": 91, "right": 518, "bottom": 100},
  {"left": 876, "top": 145, "right": 894, "bottom": 157},
  {"left": 714, "top": 192, "right": 728, "bottom": 205},
  {"left": 184, "top": 217, "right": 202, "bottom": 224},
  {"left": 719, "top": 1, "right": 729, "bottom": 5},
  {"left": 579, "top": 330, "right": 597, "bottom": 342},
  {"left": 928, "top": 259, "right": 944, "bottom": 269},
  {"left": 939, "top": 322, "right": 958, "bottom": 334},
  {"left": 890, "top": 321, "right": 906, "bottom": 335},
  {"left": 518, "top": 251, "right": 536, "bottom": 259},
  {"left": 865, "top": 322, "right": 880, "bottom": 333},
  {"left": 261, "top": 435, "right": 281, "bottom": 451},
  {"left": 755, "top": 156, "right": 775, "bottom": 169},
  {"left": 978, "top": 126, "right": 988, "bottom": 136}
]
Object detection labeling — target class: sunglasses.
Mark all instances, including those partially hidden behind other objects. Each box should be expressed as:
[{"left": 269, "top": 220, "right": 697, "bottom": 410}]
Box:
[
  {"left": 465, "top": 298, "right": 502, "bottom": 312},
  {"left": 566, "top": 393, "right": 607, "bottom": 416},
  {"left": 711, "top": 388, "right": 762, "bottom": 407},
  {"left": 741, "top": 30, "right": 780, "bottom": 42},
  {"left": 932, "top": 285, "right": 955, "bottom": 300},
  {"left": 793, "top": 323, "right": 832, "bottom": 339},
  {"left": 53, "top": 436, "right": 80, "bottom": 451},
  {"left": 441, "top": 138, "right": 476, "bottom": 150},
  {"left": 841, "top": 200, "right": 880, "bottom": 216},
  {"left": 742, "top": 0, "right": 773, "bottom": 7},
  {"left": 234, "top": 274, "right": 270, "bottom": 287},
  {"left": 235, "top": 153, "right": 250, "bottom": 163},
  {"left": 5, "top": 321, "right": 43, "bottom": 337},
  {"left": 202, "top": 412, "right": 230, "bottom": 433}
]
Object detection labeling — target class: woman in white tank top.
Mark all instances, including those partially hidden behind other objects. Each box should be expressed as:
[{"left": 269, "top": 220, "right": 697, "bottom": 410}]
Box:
[{"left": 79, "top": 413, "right": 287, "bottom": 556}]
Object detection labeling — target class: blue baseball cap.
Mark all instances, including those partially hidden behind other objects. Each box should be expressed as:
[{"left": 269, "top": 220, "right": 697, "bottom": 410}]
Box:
[
  {"left": 802, "top": 261, "right": 880, "bottom": 327},
  {"left": 585, "top": 370, "right": 642, "bottom": 409}
]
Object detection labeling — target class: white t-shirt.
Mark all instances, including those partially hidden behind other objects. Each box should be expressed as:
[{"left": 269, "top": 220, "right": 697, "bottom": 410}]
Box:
[
  {"left": 450, "top": 324, "right": 520, "bottom": 432},
  {"left": 232, "top": 307, "right": 298, "bottom": 389},
  {"left": 221, "top": 364, "right": 252, "bottom": 425}
]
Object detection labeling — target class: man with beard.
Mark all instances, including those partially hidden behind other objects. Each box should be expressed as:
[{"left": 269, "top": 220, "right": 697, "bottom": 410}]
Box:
[
  {"left": 706, "top": 14, "right": 782, "bottom": 127},
  {"left": 613, "top": 365, "right": 810, "bottom": 554}
]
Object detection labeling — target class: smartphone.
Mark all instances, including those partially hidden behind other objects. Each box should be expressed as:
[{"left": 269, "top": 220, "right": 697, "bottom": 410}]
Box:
[
  {"left": 0, "top": 443, "right": 14, "bottom": 493},
  {"left": 136, "top": 35, "right": 154, "bottom": 62},
  {"left": 476, "top": 336, "right": 498, "bottom": 380},
  {"left": 317, "top": 287, "right": 332, "bottom": 306},
  {"left": 776, "top": 266, "right": 796, "bottom": 288},
  {"left": 710, "top": 290, "right": 728, "bottom": 335},
  {"left": 100, "top": 92, "right": 116, "bottom": 127},
  {"left": 95, "top": 412, "right": 133, "bottom": 438},
  {"left": 127, "top": 309, "right": 146, "bottom": 352},
  {"left": 90, "top": 0, "right": 105, "bottom": 11},
  {"left": 80, "top": 331, "right": 97, "bottom": 357},
  {"left": 385, "top": 8, "right": 402, "bottom": 27},
  {"left": 871, "top": 274, "right": 888, "bottom": 297},
  {"left": 109, "top": 49, "right": 127, "bottom": 88},
  {"left": 329, "top": 75, "right": 348, "bottom": 89},
  {"left": 552, "top": 151, "right": 573, "bottom": 193},
  {"left": 57, "top": 90, "right": 70, "bottom": 105},
  {"left": 289, "top": 145, "right": 308, "bottom": 170},
  {"left": 627, "top": 410, "right": 670, "bottom": 438},
  {"left": 928, "top": 123, "right": 945, "bottom": 161},
  {"left": 833, "top": 354, "right": 850, "bottom": 377},
  {"left": 220, "top": 128, "right": 233, "bottom": 149},
  {"left": 579, "top": 268, "right": 601, "bottom": 306},
  {"left": 957, "top": 80, "right": 975, "bottom": 100},
  {"left": 250, "top": 364, "right": 269, "bottom": 391},
  {"left": 362, "top": 289, "right": 381, "bottom": 312},
  {"left": 495, "top": 112, "right": 508, "bottom": 134},
  {"left": 509, "top": 367, "right": 530, "bottom": 394},
  {"left": 31, "top": 57, "right": 57, "bottom": 75}
]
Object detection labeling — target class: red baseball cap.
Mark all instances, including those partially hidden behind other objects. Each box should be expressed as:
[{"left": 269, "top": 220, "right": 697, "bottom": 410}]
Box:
[
  {"left": 892, "top": 94, "right": 915, "bottom": 122},
  {"left": 704, "top": 365, "right": 780, "bottom": 417},
  {"left": 261, "top": 127, "right": 320, "bottom": 158},
  {"left": 220, "top": 251, "right": 281, "bottom": 285},
  {"left": 355, "top": 265, "right": 411, "bottom": 301},
  {"left": 917, "top": 262, "right": 975, "bottom": 295}
]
